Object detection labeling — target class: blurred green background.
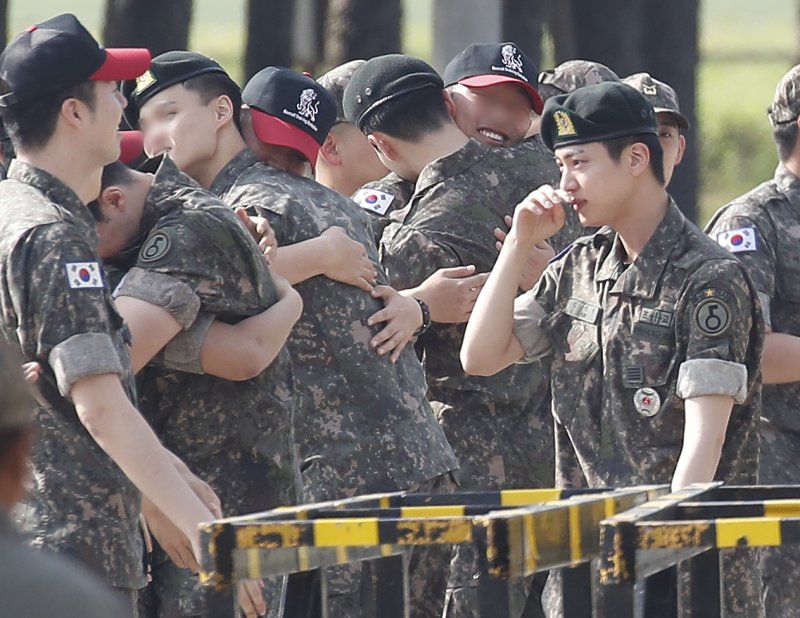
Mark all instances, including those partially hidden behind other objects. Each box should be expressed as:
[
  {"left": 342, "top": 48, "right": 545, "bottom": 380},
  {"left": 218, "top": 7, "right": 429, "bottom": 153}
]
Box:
[{"left": 10, "top": 0, "right": 795, "bottom": 225}]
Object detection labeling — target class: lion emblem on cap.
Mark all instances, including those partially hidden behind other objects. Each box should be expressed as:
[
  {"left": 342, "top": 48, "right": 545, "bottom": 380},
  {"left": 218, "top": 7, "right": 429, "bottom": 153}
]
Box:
[
  {"left": 297, "top": 88, "right": 319, "bottom": 122},
  {"left": 501, "top": 44, "right": 524, "bottom": 72}
]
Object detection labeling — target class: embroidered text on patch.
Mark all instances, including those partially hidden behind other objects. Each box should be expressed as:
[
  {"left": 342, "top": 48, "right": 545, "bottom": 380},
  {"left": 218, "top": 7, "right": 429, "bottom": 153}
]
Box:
[{"left": 66, "top": 262, "right": 103, "bottom": 289}]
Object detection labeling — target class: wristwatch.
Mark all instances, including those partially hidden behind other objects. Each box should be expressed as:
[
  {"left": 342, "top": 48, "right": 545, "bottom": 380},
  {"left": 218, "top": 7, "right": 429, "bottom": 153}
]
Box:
[{"left": 413, "top": 298, "right": 432, "bottom": 336}]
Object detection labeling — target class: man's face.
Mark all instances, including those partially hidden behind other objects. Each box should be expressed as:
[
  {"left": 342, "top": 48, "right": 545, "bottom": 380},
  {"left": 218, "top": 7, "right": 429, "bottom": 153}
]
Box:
[
  {"left": 330, "top": 122, "right": 388, "bottom": 186},
  {"left": 87, "top": 81, "right": 127, "bottom": 165},
  {"left": 555, "top": 141, "right": 631, "bottom": 228},
  {"left": 138, "top": 84, "right": 220, "bottom": 177},
  {"left": 240, "top": 109, "right": 311, "bottom": 177},
  {"left": 656, "top": 113, "right": 686, "bottom": 186},
  {"left": 448, "top": 82, "right": 532, "bottom": 147}
]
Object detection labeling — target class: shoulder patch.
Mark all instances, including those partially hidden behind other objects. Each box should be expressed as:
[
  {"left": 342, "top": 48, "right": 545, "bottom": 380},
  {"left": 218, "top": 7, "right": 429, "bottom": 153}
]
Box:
[
  {"left": 353, "top": 188, "right": 395, "bottom": 216},
  {"left": 715, "top": 227, "right": 758, "bottom": 254},
  {"left": 139, "top": 231, "right": 173, "bottom": 263},
  {"left": 692, "top": 288, "right": 732, "bottom": 337},
  {"left": 65, "top": 262, "right": 103, "bottom": 289}
]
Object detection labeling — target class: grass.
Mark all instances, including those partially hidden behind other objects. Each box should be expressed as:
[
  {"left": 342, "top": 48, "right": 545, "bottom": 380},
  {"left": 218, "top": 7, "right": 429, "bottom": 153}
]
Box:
[{"left": 8, "top": 0, "right": 798, "bottom": 225}]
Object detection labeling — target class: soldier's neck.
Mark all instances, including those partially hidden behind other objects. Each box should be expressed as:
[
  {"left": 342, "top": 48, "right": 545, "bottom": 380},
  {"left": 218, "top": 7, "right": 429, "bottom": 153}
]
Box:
[
  {"left": 782, "top": 153, "right": 800, "bottom": 180},
  {"left": 615, "top": 185, "right": 670, "bottom": 263},
  {"left": 16, "top": 142, "right": 102, "bottom": 205},
  {"left": 189, "top": 127, "right": 249, "bottom": 190},
  {"left": 405, "top": 124, "right": 469, "bottom": 179}
]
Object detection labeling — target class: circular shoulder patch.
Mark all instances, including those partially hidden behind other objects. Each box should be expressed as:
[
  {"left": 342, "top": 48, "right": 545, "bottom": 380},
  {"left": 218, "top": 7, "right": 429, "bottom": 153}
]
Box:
[
  {"left": 139, "top": 231, "right": 172, "bottom": 263},
  {"left": 693, "top": 296, "right": 731, "bottom": 337}
]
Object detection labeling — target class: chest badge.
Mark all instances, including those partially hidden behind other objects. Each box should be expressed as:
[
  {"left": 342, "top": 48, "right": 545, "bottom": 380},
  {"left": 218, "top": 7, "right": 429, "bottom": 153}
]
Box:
[{"left": 633, "top": 387, "right": 661, "bottom": 417}]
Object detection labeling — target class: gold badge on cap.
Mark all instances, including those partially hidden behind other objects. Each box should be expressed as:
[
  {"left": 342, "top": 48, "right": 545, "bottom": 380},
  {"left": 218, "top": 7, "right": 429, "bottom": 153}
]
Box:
[
  {"left": 134, "top": 70, "right": 156, "bottom": 95},
  {"left": 553, "top": 110, "right": 577, "bottom": 137},
  {"left": 643, "top": 83, "right": 657, "bottom": 96},
  {"left": 633, "top": 387, "right": 661, "bottom": 417}
]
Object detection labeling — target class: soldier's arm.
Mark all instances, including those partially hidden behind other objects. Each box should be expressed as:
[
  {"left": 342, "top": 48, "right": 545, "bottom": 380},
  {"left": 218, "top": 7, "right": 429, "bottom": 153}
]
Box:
[{"left": 461, "top": 185, "right": 565, "bottom": 375}]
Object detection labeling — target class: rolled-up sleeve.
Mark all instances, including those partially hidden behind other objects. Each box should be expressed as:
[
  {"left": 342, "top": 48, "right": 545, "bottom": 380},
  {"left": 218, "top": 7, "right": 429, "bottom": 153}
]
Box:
[
  {"left": 114, "top": 267, "right": 200, "bottom": 330},
  {"left": 512, "top": 292, "right": 552, "bottom": 363},
  {"left": 159, "top": 312, "right": 215, "bottom": 374},
  {"left": 50, "top": 332, "right": 124, "bottom": 396},
  {"left": 676, "top": 358, "right": 748, "bottom": 404}
]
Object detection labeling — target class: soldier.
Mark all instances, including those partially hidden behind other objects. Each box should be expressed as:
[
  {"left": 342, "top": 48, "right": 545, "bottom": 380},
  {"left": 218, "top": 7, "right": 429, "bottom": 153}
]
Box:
[
  {"left": 123, "top": 51, "right": 459, "bottom": 618},
  {"left": 0, "top": 343, "right": 133, "bottom": 617},
  {"left": 462, "top": 81, "right": 764, "bottom": 617},
  {"left": 0, "top": 14, "right": 217, "bottom": 615},
  {"left": 241, "top": 66, "right": 337, "bottom": 178},
  {"left": 89, "top": 156, "right": 302, "bottom": 618},
  {"left": 344, "top": 54, "right": 565, "bottom": 617},
  {"left": 623, "top": 72, "right": 688, "bottom": 185},
  {"left": 705, "top": 64, "right": 800, "bottom": 618}
]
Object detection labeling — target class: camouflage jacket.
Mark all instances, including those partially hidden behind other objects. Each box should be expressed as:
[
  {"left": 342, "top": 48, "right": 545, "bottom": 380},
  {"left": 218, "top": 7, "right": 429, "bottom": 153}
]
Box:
[
  {"left": 353, "top": 171, "right": 415, "bottom": 245},
  {"left": 209, "top": 149, "right": 458, "bottom": 497},
  {"left": 515, "top": 201, "right": 762, "bottom": 487},
  {"left": 705, "top": 163, "right": 800, "bottom": 435},
  {"left": 379, "top": 139, "right": 569, "bottom": 408},
  {"left": 0, "top": 161, "right": 143, "bottom": 588},
  {"left": 113, "top": 157, "right": 299, "bottom": 514}
]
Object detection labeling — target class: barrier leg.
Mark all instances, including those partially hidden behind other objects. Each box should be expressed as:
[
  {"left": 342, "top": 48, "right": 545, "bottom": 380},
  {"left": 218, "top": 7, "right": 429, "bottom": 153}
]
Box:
[
  {"left": 681, "top": 549, "right": 720, "bottom": 618},
  {"left": 371, "top": 554, "right": 409, "bottom": 618},
  {"left": 642, "top": 566, "right": 677, "bottom": 618},
  {"left": 283, "top": 569, "right": 323, "bottom": 618},
  {"left": 562, "top": 562, "right": 592, "bottom": 618}
]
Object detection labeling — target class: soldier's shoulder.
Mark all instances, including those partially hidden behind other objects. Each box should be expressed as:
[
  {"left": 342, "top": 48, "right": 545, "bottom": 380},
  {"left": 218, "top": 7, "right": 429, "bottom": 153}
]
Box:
[{"left": 712, "top": 179, "right": 783, "bottom": 223}]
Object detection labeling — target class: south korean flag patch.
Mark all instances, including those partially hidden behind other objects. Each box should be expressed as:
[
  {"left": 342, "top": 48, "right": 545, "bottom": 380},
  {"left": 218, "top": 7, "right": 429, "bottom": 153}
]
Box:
[
  {"left": 353, "top": 189, "right": 395, "bottom": 216},
  {"left": 716, "top": 227, "right": 758, "bottom": 254},
  {"left": 66, "top": 262, "right": 103, "bottom": 289}
]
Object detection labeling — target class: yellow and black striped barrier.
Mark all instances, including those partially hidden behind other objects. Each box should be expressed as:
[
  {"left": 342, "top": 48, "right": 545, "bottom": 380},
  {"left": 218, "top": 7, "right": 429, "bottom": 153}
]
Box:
[
  {"left": 597, "top": 483, "right": 800, "bottom": 617},
  {"left": 199, "top": 485, "right": 667, "bottom": 618}
]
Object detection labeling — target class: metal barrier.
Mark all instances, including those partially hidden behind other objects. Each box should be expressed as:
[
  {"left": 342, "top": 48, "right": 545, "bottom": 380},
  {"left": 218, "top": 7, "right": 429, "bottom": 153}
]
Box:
[
  {"left": 598, "top": 483, "right": 800, "bottom": 617},
  {"left": 199, "top": 485, "right": 667, "bottom": 618}
]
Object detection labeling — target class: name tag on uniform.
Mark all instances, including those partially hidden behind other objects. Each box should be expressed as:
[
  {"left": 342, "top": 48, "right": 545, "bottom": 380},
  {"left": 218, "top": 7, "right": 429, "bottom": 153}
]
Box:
[
  {"left": 65, "top": 262, "right": 103, "bottom": 289},
  {"left": 564, "top": 298, "right": 600, "bottom": 324},
  {"left": 353, "top": 189, "right": 395, "bottom": 216},
  {"left": 633, "top": 306, "right": 675, "bottom": 342}
]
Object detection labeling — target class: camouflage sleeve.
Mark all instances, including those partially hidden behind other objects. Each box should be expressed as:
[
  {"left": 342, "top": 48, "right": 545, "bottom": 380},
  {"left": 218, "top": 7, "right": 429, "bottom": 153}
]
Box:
[
  {"left": 114, "top": 267, "right": 201, "bottom": 330},
  {"left": 512, "top": 261, "right": 562, "bottom": 363},
  {"left": 705, "top": 208, "right": 776, "bottom": 328},
  {"left": 20, "top": 235, "right": 124, "bottom": 395},
  {"left": 380, "top": 228, "right": 461, "bottom": 290},
  {"left": 675, "top": 260, "right": 756, "bottom": 403}
]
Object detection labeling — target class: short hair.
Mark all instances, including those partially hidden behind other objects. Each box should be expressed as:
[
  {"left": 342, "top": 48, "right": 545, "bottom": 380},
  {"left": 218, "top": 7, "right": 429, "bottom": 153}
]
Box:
[
  {"left": 183, "top": 73, "right": 243, "bottom": 132},
  {"left": 602, "top": 133, "right": 665, "bottom": 185},
  {"left": 86, "top": 161, "right": 135, "bottom": 222},
  {"left": 773, "top": 120, "right": 798, "bottom": 162},
  {"left": 360, "top": 87, "right": 452, "bottom": 141},
  {"left": 0, "top": 81, "right": 97, "bottom": 152}
]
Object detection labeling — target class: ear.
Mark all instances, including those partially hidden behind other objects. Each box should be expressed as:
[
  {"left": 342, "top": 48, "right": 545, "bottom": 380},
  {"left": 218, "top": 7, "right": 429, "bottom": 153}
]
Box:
[
  {"left": 318, "top": 133, "right": 341, "bottom": 166},
  {"left": 628, "top": 142, "right": 651, "bottom": 177},
  {"left": 60, "top": 97, "right": 88, "bottom": 130},
  {"left": 213, "top": 95, "right": 235, "bottom": 129},
  {"left": 100, "top": 186, "right": 126, "bottom": 212},
  {"left": 674, "top": 134, "right": 687, "bottom": 166},
  {"left": 443, "top": 89, "right": 457, "bottom": 119},
  {"left": 368, "top": 131, "right": 397, "bottom": 161}
]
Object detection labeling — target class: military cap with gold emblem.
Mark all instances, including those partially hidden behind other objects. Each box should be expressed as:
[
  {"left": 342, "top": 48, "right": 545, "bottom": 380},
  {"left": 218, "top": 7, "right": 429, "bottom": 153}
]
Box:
[
  {"left": 540, "top": 81, "right": 658, "bottom": 151},
  {"left": 622, "top": 72, "right": 690, "bottom": 129},
  {"left": 121, "top": 50, "right": 233, "bottom": 129}
]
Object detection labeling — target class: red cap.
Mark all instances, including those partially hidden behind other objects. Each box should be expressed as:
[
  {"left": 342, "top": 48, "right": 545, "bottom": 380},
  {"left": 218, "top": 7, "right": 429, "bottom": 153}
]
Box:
[
  {"left": 118, "top": 131, "right": 144, "bottom": 165},
  {"left": 90, "top": 48, "right": 152, "bottom": 82},
  {"left": 249, "top": 109, "right": 321, "bottom": 171},
  {"left": 459, "top": 75, "right": 544, "bottom": 114}
]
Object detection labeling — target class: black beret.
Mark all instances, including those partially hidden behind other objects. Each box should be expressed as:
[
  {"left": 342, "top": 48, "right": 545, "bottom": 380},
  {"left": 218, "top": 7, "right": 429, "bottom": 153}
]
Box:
[
  {"left": 122, "top": 50, "right": 230, "bottom": 129},
  {"left": 540, "top": 81, "right": 657, "bottom": 151},
  {"left": 343, "top": 54, "right": 443, "bottom": 132}
]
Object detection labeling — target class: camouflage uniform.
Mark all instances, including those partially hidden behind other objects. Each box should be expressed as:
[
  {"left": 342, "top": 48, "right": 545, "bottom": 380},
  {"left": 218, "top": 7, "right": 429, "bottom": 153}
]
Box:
[
  {"left": 706, "top": 163, "right": 800, "bottom": 617},
  {"left": 379, "top": 138, "right": 574, "bottom": 617},
  {"left": 515, "top": 201, "right": 763, "bottom": 616},
  {"left": 0, "top": 161, "right": 145, "bottom": 605},
  {"left": 353, "top": 171, "right": 416, "bottom": 245},
  {"left": 108, "top": 158, "right": 299, "bottom": 618},
  {"left": 210, "top": 148, "right": 459, "bottom": 617}
]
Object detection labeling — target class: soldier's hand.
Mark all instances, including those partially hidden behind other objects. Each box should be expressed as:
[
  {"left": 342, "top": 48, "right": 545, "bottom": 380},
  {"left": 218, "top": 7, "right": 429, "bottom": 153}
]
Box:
[
  {"left": 22, "top": 361, "right": 41, "bottom": 385},
  {"left": 320, "top": 226, "right": 377, "bottom": 292},
  {"left": 367, "top": 286, "right": 421, "bottom": 362},
  {"left": 510, "top": 185, "right": 567, "bottom": 248},
  {"left": 494, "top": 215, "right": 553, "bottom": 291},
  {"left": 235, "top": 208, "right": 278, "bottom": 265},
  {"left": 237, "top": 579, "right": 267, "bottom": 618},
  {"left": 141, "top": 499, "right": 201, "bottom": 573},
  {"left": 414, "top": 266, "right": 489, "bottom": 323}
]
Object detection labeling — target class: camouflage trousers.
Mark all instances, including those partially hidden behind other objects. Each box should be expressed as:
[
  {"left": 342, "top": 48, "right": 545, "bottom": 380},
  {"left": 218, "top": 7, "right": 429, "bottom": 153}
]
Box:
[
  {"left": 760, "top": 422, "right": 800, "bottom": 618},
  {"left": 433, "top": 391, "right": 555, "bottom": 618},
  {"left": 302, "top": 464, "right": 457, "bottom": 618}
]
